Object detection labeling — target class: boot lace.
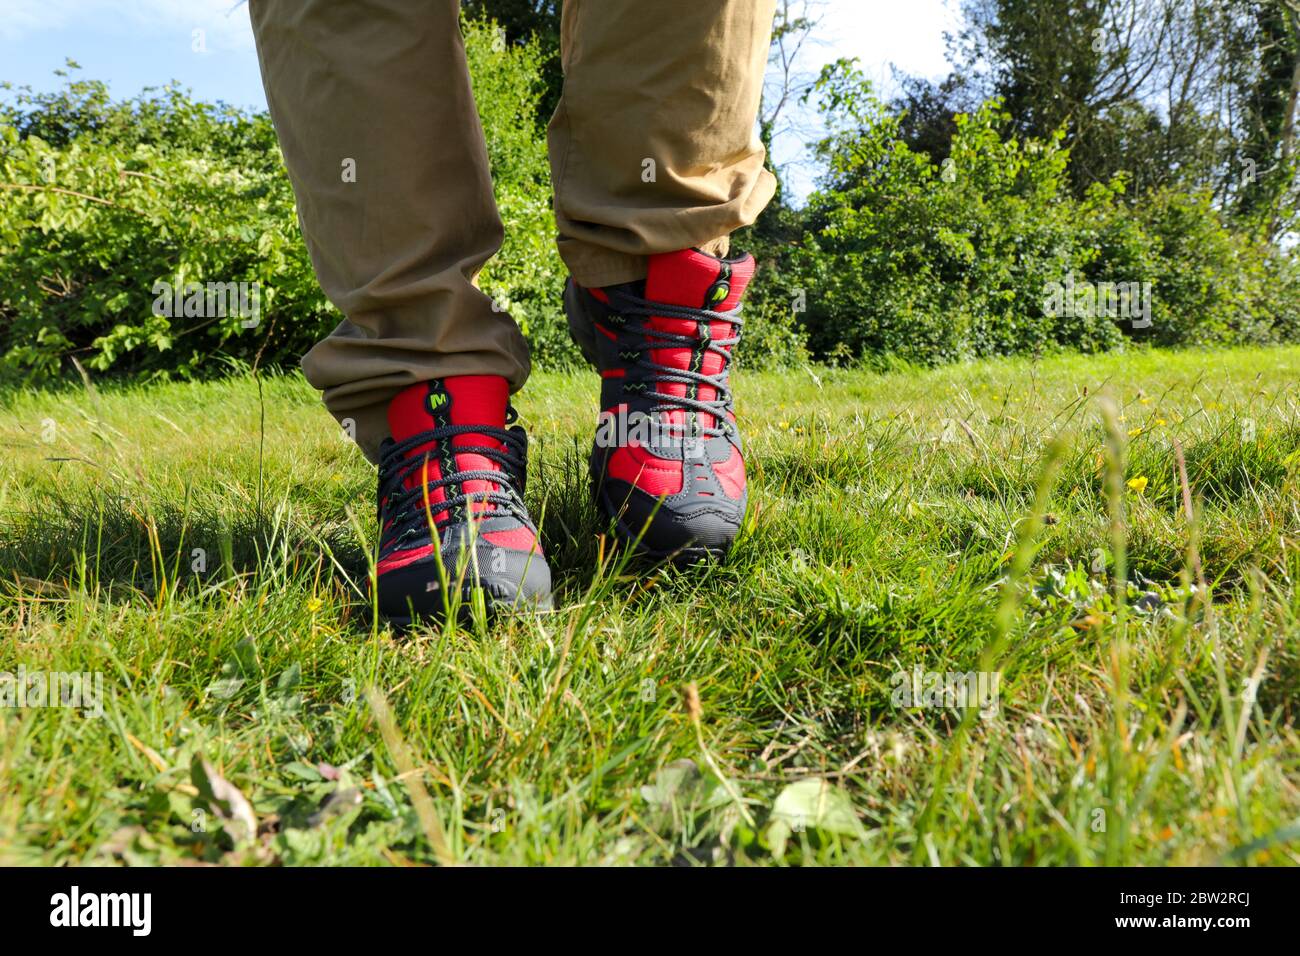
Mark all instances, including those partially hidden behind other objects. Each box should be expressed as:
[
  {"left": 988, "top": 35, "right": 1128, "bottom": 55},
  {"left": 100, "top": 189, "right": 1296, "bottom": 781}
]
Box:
[{"left": 601, "top": 287, "right": 743, "bottom": 441}]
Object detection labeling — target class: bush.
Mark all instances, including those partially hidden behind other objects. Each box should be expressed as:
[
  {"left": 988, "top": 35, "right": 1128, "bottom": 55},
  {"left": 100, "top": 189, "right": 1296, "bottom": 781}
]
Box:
[
  {"left": 0, "top": 20, "right": 574, "bottom": 386},
  {"left": 764, "top": 63, "right": 1299, "bottom": 367},
  {"left": 3, "top": 49, "right": 1293, "bottom": 387},
  {"left": 1092, "top": 186, "right": 1300, "bottom": 348},
  {"left": 0, "top": 77, "right": 318, "bottom": 383},
  {"left": 462, "top": 19, "right": 575, "bottom": 369}
]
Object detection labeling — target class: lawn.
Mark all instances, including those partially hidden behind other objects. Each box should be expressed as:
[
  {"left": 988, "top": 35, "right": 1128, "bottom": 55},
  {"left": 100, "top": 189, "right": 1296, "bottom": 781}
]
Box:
[{"left": 1, "top": 345, "right": 1298, "bottom": 865}]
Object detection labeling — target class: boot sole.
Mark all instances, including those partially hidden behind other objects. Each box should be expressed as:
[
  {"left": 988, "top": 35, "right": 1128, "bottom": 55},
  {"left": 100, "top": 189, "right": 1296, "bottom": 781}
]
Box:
[
  {"left": 376, "top": 580, "right": 553, "bottom": 633},
  {"left": 592, "top": 477, "right": 733, "bottom": 565}
]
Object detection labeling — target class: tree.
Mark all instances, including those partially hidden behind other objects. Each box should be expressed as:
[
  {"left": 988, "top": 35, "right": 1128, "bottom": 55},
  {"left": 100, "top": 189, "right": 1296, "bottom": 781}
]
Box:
[
  {"left": 950, "top": 0, "right": 1300, "bottom": 236},
  {"left": 888, "top": 71, "right": 981, "bottom": 166},
  {"left": 747, "top": 0, "right": 828, "bottom": 249},
  {"left": 461, "top": 0, "right": 559, "bottom": 43},
  {"left": 1230, "top": 0, "right": 1300, "bottom": 232},
  {"left": 953, "top": 0, "right": 1186, "bottom": 193},
  {"left": 461, "top": 0, "right": 562, "bottom": 124}
]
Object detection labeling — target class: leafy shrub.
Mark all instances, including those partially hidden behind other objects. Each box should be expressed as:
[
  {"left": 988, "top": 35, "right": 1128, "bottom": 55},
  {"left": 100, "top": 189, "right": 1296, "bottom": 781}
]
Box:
[
  {"left": 0, "top": 77, "right": 319, "bottom": 383},
  {"left": 3, "top": 47, "right": 1294, "bottom": 387},
  {"left": 763, "top": 63, "right": 1299, "bottom": 367},
  {"left": 0, "top": 20, "right": 576, "bottom": 386},
  {"left": 1090, "top": 186, "right": 1300, "bottom": 348},
  {"left": 462, "top": 19, "right": 575, "bottom": 369}
]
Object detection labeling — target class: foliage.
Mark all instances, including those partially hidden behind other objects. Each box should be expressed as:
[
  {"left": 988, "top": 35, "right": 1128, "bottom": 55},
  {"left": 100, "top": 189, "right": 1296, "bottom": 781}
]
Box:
[
  {"left": 0, "top": 74, "right": 318, "bottom": 384},
  {"left": 0, "top": 23, "right": 578, "bottom": 386},
  {"left": 757, "top": 63, "right": 1300, "bottom": 367},
  {"left": 2, "top": 16, "right": 1295, "bottom": 385},
  {"left": 951, "top": 0, "right": 1300, "bottom": 233},
  {"left": 462, "top": 18, "right": 573, "bottom": 368}
]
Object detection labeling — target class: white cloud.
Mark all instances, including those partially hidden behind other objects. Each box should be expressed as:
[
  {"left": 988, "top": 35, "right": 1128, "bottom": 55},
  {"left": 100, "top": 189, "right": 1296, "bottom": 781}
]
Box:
[
  {"left": 821, "top": 0, "right": 958, "bottom": 95},
  {"left": 769, "top": 0, "right": 959, "bottom": 200}
]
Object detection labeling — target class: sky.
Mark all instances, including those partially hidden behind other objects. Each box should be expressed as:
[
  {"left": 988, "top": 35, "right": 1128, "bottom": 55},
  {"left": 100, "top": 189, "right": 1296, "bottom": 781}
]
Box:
[
  {"left": 773, "top": 0, "right": 962, "bottom": 195},
  {"left": 0, "top": 0, "right": 961, "bottom": 199}
]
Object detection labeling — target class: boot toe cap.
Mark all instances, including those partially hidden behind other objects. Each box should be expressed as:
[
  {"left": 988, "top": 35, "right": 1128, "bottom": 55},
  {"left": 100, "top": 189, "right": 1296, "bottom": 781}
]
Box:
[{"left": 598, "top": 478, "right": 744, "bottom": 558}]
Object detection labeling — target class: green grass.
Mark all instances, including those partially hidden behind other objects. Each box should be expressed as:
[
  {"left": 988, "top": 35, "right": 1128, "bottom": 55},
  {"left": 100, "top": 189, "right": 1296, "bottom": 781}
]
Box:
[{"left": 2, "top": 344, "right": 1299, "bottom": 865}]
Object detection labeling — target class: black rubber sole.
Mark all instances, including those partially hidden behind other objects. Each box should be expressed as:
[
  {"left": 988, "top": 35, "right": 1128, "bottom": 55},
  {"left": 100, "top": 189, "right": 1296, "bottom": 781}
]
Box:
[
  {"left": 374, "top": 566, "right": 553, "bottom": 633},
  {"left": 381, "top": 589, "right": 553, "bottom": 633},
  {"left": 592, "top": 478, "right": 732, "bottom": 565}
]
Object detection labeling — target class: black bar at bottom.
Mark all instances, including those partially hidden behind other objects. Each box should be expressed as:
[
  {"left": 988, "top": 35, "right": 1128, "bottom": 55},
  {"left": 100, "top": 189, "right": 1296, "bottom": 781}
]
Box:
[{"left": 0, "top": 865, "right": 1285, "bottom": 941}]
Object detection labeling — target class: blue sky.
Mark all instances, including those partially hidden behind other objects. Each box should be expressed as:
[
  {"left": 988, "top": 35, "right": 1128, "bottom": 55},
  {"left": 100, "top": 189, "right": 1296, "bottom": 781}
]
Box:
[
  {"left": 1, "top": 1, "right": 266, "bottom": 109},
  {"left": 0, "top": 0, "right": 959, "bottom": 198}
]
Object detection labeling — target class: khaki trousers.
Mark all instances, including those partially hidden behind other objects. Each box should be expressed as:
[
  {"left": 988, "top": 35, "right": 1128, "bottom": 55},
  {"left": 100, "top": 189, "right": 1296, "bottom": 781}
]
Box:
[{"left": 249, "top": 0, "right": 776, "bottom": 461}]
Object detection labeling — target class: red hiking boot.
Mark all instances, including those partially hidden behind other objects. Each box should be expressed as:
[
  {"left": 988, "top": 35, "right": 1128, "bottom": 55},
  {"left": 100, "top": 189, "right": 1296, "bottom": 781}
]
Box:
[
  {"left": 374, "top": 376, "right": 552, "bottom": 625},
  {"left": 565, "top": 249, "right": 753, "bottom": 560}
]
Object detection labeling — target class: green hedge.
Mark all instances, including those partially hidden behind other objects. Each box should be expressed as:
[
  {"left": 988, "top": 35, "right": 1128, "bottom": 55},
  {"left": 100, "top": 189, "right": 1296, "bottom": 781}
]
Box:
[
  {"left": 3, "top": 47, "right": 1294, "bottom": 387},
  {"left": 751, "top": 64, "right": 1299, "bottom": 367},
  {"left": 0, "top": 22, "right": 582, "bottom": 386}
]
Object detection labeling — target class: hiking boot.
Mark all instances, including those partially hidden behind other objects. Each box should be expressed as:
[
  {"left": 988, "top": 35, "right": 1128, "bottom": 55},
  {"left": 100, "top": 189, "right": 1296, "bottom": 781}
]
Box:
[
  {"left": 374, "top": 375, "right": 552, "bottom": 625},
  {"left": 565, "top": 248, "right": 753, "bottom": 560}
]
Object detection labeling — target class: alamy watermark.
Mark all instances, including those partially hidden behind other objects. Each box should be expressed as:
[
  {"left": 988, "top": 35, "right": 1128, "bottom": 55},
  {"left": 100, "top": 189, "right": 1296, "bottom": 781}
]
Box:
[
  {"left": 594, "top": 409, "right": 706, "bottom": 458},
  {"left": 152, "top": 279, "right": 261, "bottom": 328},
  {"left": 50, "top": 886, "right": 150, "bottom": 936},
  {"left": 1042, "top": 272, "right": 1152, "bottom": 329},
  {"left": 0, "top": 667, "right": 105, "bottom": 718},
  {"left": 890, "top": 667, "right": 1001, "bottom": 719}
]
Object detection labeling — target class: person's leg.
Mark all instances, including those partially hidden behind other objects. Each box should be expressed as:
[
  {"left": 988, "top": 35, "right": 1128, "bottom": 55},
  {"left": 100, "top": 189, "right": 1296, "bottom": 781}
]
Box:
[
  {"left": 548, "top": 0, "right": 777, "bottom": 290},
  {"left": 250, "top": 0, "right": 549, "bottom": 622},
  {"left": 552, "top": 0, "right": 777, "bottom": 559},
  {"left": 249, "top": 0, "right": 530, "bottom": 464}
]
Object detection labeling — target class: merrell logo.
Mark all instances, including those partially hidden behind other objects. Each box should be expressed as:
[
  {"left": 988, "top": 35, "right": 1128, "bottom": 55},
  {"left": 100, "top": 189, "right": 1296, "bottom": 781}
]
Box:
[{"left": 49, "top": 886, "right": 151, "bottom": 936}]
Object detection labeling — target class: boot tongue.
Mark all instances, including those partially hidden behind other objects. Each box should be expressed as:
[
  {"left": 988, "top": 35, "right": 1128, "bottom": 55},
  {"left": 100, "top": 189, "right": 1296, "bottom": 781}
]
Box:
[
  {"left": 387, "top": 376, "right": 509, "bottom": 515},
  {"left": 641, "top": 250, "right": 754, "bottom": 430},
  {"left": 644, "top": 249, "right": 753, "bottom": 312}
]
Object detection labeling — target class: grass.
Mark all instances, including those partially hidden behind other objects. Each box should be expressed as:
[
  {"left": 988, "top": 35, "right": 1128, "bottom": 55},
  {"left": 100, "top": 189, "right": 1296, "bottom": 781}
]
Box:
[{"left": 1, "top": 344, "right": 1298, "bottom": 866}]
